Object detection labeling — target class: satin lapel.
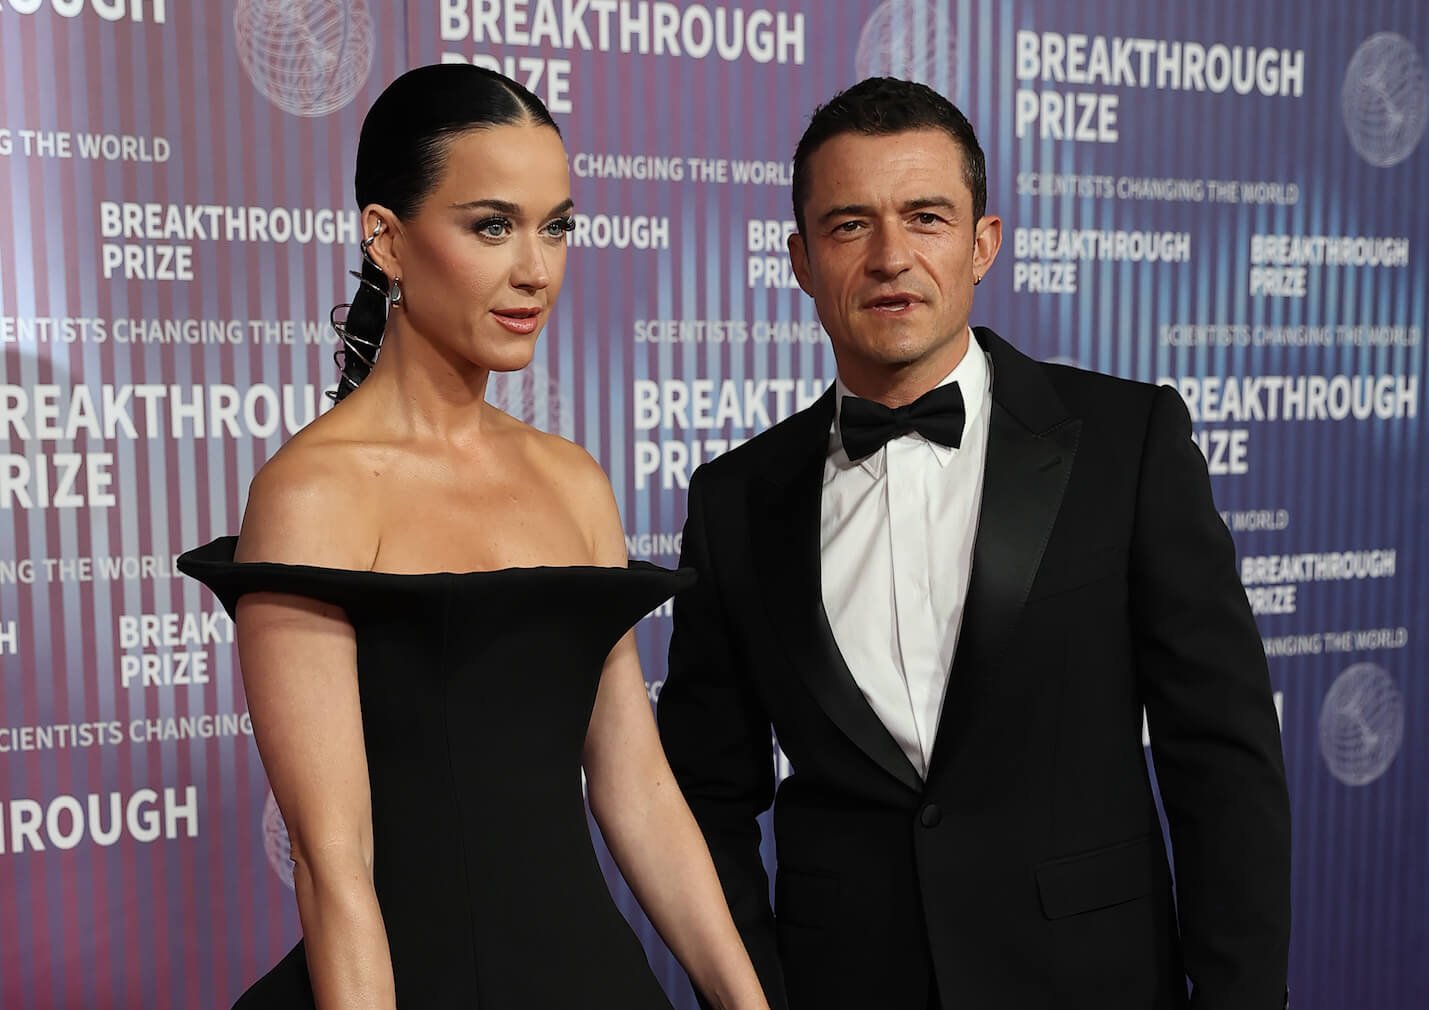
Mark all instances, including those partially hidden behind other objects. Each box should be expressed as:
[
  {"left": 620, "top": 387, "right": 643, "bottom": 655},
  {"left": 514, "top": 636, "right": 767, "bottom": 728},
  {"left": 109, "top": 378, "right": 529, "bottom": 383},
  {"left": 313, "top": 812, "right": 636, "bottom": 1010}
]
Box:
[
  {"left": 928, "top": 328, "right": 1081, "bottom": 777},
  {"left": 750, "top": 396, "right": 924, "bottom": 795},
  {"left": 953, "top": 402, "right": 1081, "bottom": 677}
]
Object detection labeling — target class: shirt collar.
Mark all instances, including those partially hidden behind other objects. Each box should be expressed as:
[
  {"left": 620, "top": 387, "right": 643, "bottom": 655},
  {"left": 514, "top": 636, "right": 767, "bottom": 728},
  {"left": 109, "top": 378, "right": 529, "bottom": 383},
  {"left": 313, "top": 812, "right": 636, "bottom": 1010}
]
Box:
[{"left": 830, "top": 327, "right": 989, "bottom": 476}]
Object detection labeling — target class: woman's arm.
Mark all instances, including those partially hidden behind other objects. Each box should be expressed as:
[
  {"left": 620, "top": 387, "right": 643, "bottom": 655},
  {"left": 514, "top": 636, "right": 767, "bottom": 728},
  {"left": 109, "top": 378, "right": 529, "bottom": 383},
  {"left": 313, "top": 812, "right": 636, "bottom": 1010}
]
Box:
[
  {"left": 569, "top": 451, "right": 771, "bottom": 1010},
  {"left": 234, "top": 453, "right": 396, "bottom": 1010}
]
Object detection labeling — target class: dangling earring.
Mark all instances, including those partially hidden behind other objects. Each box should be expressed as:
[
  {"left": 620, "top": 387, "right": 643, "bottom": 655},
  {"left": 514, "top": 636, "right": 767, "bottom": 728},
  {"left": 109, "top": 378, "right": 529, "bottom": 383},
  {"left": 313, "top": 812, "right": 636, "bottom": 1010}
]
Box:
[{"left": 389, "top": 277, "right": 403, "bottom": 308}]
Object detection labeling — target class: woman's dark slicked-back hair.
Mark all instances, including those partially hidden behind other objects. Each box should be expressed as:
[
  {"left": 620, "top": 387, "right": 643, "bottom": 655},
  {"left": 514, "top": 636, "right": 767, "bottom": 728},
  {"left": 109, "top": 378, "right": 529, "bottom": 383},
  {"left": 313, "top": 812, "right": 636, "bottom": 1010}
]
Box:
[
  {"left": 332, "top": 64, "right": 560, "bottom": 401},
  {"left": 791, "top": 77, "right": 986, "bottom": 234}
]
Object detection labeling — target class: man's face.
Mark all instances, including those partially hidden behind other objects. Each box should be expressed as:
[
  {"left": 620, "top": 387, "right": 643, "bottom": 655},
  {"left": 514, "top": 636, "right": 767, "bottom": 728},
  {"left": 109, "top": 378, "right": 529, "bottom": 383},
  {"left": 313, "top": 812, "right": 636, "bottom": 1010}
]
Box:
[{"left": 789, "top": 129, "right": 1001, "bottom": 391}]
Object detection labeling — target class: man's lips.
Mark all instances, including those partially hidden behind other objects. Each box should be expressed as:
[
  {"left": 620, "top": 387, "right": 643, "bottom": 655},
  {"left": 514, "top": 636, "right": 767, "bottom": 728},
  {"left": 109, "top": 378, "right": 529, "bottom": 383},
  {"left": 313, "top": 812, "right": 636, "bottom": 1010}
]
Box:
[{"left": 863, "top": 293, "right": 925, "bottom": 313}]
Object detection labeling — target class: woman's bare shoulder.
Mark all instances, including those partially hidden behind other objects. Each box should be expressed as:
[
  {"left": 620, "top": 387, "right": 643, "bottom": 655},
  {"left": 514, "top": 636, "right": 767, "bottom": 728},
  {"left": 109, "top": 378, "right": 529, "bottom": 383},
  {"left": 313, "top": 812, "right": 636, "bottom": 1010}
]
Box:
[
  {"left": 235, "top": 414, "right": 383, "bottom": 570},
  {"left": 511, "top": 422, "right": 607, "bottom": 493},
  {"left": 513, "top": 424, "right": 625, "bottom": 563}
]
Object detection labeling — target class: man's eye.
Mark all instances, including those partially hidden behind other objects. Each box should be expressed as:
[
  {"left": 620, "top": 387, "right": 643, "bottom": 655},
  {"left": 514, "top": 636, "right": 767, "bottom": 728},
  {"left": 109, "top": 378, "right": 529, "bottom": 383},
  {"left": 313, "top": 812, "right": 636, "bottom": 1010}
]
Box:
[
  {"left": 915, "top": 213, "right": 941, "bottom": 225},
  {"left": 835, "top": 220, "right": 863, "bottom": 233}
]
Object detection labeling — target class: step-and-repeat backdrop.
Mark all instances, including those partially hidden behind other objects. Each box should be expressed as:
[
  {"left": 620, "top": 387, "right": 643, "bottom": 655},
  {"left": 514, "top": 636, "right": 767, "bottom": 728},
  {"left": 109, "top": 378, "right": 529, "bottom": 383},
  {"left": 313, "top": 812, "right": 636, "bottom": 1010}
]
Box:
[{"left": 1, "top": 2, "right": 1424, "bottom": 1007}]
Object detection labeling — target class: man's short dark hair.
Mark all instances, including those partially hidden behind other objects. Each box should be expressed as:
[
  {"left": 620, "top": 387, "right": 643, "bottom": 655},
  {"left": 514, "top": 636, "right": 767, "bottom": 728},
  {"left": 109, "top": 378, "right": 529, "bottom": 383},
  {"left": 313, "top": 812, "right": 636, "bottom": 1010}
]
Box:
[{"left": 791, "top": 77, "right": 987, "bottom": 234}]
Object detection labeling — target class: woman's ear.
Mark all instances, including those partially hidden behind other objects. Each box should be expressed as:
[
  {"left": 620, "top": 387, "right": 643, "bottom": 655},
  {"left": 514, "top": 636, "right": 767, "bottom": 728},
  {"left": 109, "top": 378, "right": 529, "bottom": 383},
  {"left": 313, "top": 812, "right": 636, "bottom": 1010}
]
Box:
[{"left": 360, "top": 205, "right": 402, "bottom": 279}]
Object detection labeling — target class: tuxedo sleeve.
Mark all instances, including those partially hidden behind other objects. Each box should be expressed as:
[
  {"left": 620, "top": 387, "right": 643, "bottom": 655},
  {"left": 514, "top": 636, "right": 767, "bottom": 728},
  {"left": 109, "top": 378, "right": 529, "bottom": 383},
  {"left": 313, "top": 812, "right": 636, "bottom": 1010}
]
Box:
[
  {"left": 657, "top": 466, "right": 788, "bottom": 1010},
  {"left": 1130, "top": 384, "right": 1291, "bottom": 1010}
]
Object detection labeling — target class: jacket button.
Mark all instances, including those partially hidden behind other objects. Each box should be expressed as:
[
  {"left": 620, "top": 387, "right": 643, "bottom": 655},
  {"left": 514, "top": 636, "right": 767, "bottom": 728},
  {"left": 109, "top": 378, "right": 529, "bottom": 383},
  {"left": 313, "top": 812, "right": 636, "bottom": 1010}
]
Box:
[{"left": 920, "top": 803, "right": 942, "bottom": 828}]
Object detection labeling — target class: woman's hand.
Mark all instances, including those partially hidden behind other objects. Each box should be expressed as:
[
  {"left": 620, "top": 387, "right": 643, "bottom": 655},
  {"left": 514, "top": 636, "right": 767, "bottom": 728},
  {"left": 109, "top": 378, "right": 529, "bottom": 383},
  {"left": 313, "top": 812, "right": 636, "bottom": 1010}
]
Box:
[{"left": 569, "top": 447, "right": 772, "bottom": 1010}]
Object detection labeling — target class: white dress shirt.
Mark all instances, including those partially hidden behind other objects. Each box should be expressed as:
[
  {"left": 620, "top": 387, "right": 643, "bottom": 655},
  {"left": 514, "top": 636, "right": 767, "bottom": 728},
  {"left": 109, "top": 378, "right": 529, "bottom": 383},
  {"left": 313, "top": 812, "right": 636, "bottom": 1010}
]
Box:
[{"left": 820, "top": 333, "right": 992, "bottom": 778}]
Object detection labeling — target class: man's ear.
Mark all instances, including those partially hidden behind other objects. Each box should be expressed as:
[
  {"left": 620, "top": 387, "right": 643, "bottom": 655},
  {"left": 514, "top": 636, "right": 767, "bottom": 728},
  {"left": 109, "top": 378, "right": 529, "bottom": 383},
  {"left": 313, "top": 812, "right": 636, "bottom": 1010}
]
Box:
[
  {"left": 972, "top": 214, "right": 1003, "bottom": 283},
  {"left": 788, "top": 230, "right": 815, "bottom": 298}
]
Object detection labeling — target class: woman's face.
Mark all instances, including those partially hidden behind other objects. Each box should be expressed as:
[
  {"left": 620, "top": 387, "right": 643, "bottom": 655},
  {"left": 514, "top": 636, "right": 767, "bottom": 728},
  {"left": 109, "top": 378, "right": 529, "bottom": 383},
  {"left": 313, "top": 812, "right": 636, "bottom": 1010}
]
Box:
[{"left": 376, "top": 122, "right": 573, "bottom": 373}]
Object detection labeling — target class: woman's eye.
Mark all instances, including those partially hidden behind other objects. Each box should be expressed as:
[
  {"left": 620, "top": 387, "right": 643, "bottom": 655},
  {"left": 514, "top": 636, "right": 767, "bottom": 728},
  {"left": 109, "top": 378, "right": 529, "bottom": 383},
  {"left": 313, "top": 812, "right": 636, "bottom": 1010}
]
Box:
[
  {"left": 474, "top": 216, "right": 512, "bottom": 238},
  {"left": 544, "top": 217, "right": 575, "bottom": 239}
]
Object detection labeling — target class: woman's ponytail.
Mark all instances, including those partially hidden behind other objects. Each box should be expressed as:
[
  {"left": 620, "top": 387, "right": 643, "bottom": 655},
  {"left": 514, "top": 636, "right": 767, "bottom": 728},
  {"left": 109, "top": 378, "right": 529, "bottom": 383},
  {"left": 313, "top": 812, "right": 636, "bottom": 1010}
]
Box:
[{"left": 328, "top": 221, "right": 394, "bottom": 403}]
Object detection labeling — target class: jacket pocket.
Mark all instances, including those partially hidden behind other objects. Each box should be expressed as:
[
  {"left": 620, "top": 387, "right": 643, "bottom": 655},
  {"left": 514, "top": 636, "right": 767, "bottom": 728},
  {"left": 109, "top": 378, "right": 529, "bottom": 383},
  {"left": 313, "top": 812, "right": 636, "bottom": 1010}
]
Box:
[
  {"left": 1035, "top": 834, "right": 1157, "bottom": 920},
  {"left": 775, "top": 866, "right": 840, "bottom": 929},
  {"left": 1025, "top": 544, "right": 1126, "bottom": 603}
]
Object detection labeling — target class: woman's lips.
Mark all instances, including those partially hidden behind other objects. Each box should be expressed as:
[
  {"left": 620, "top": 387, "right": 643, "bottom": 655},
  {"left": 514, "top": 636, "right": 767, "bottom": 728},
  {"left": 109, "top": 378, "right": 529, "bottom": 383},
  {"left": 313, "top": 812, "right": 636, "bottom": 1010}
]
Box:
[{"left": 492, "top": 308, "right": 541, "bottom": 334}]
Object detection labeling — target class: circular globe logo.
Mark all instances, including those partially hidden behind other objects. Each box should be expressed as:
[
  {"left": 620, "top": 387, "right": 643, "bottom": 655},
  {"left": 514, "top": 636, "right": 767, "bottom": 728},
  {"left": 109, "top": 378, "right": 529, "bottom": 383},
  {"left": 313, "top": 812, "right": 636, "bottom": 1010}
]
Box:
[
  {"left": 1318, "top": 662, "right": 1405, "bottom": 785},
  {"left": 855, "top": 0, "right": 955, "bottom": 88},
  {"left": 234, "top": 0, "right": 375, "bottom": 118},
  {"left": 262, "top": 790, "right": 296, "bottom": 890},
  {"left": 1342, "top": 32, "right": 1428, "bottom": 167}
]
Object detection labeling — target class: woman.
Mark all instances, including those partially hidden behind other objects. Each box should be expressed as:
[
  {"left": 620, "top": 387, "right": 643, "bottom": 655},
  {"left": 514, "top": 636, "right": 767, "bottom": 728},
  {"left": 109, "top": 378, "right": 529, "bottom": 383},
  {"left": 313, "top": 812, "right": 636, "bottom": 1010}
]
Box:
[{"left": 179, "top": 65, "right": 770, "bottom": 1010}]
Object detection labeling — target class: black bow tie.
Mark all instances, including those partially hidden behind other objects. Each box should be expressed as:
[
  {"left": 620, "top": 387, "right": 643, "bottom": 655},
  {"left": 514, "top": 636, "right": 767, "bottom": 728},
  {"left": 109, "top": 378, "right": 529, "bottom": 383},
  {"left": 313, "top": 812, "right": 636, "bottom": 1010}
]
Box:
[{"left": 839, "top": 383, "right": 966, "bottom": 462}]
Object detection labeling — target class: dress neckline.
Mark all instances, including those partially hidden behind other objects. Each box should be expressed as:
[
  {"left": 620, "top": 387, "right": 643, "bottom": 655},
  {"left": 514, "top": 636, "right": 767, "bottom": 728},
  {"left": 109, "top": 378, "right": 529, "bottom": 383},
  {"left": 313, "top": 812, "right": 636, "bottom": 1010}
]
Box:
[{"left": 180, "top": 536, "right": 681, "bottom": 581}]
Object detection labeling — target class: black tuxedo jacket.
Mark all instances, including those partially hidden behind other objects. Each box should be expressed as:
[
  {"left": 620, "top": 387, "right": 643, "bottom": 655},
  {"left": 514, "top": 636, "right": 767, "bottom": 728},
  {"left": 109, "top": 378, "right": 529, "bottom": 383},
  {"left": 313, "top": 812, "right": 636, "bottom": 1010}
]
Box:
[{"left": 657, "top": 328, "right": 1290, "bottom": 1010}]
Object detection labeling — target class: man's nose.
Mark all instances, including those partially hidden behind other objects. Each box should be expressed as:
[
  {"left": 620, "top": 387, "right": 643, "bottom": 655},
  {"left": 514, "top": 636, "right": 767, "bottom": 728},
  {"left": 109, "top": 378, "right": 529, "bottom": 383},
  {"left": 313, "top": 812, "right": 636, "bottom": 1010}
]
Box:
[{"left": 865, "top": 222, "right": 914, "bottom": 278}]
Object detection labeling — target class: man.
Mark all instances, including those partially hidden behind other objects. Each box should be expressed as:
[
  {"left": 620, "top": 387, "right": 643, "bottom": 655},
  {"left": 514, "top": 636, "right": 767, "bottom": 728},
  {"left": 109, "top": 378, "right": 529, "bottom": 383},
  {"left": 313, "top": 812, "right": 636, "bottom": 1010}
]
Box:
[{"left": 657, "top": 78, "right": 1290, "bottom": 1010}]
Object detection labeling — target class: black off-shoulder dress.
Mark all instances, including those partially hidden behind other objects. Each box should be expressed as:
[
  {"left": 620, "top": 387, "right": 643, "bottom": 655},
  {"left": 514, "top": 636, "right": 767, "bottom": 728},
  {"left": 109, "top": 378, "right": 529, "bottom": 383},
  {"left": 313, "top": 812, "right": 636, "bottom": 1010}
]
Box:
[{"left": 179, "top": 536, "right": 692, "bottom": 1009}]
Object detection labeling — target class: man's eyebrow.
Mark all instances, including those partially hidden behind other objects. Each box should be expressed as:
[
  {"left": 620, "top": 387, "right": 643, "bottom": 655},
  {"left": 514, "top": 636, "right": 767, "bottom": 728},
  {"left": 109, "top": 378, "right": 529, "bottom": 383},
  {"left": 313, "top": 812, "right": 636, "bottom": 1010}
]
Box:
[
  {"left": 817, "top": 197, "right": 959, "bottom": 224},
  {"left": 901, "top": 196, "right": 957, "bottom": 213},
  {"left": 819, "top": 203, "right": 876, "bottom": 224}
]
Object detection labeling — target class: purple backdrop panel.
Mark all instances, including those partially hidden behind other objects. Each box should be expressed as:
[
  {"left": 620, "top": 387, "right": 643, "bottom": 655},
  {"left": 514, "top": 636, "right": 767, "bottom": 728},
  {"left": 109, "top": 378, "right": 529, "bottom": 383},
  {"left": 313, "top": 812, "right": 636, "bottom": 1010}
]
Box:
[{"left": 0, "top": 2, "right": 1424, "bottom": 1008}]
